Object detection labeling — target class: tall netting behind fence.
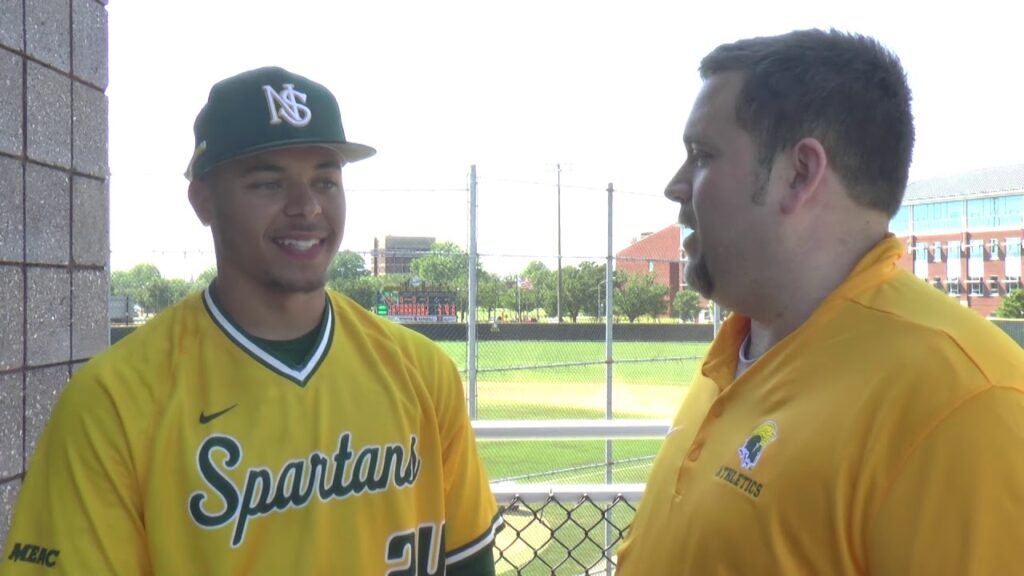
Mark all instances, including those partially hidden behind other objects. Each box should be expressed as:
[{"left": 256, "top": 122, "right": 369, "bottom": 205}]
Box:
[
  {"left": 463, "top": 170, "right": 705, "bottom": 574},
  {"left": 468, "top": 169, "right": 708, "bottom": 489}
]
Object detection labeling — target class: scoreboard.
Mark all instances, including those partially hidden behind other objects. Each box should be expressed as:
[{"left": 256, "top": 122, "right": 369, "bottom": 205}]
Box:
[{"left": 378, "top": 289, "right": 458, "bottom": 322}]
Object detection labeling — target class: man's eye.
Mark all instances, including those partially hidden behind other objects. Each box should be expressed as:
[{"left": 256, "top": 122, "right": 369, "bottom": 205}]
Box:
[
  {"left": 314, "top": 180, "right": 340, "bottom": 191},
  {"left": 689, "top": 150, "right": 711, "bottom": 168},
  {"left": 249, "top": 180, "right": 283, "bottom": 191}
]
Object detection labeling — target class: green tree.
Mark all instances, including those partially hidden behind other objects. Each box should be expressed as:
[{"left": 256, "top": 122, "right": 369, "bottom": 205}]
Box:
[
  {"left": 477, "top": 270, "right": 506, "bottom": 319},
  {"left": 557, "top": 265, "right": 582, "bottom": 322},
  {"left": 673, "top": 288, "right": 703, "bottom": 322},
  {"left": 144, "top": 277, "right": 193, "bottom": 313},
  {"left": 410, "top": 242, "right": 467, "bottom": 288},
  {"left": 409, "top": 243, "right": 475, "bottom": 320},
  {"left": 110, "top": 263, "right": 163, "bottom": 306},
  {"left": 995, "top": 288, "right": 1024, "bottom": 318},
  {"left": 519, "top": 261, "right": 554, "bottom": 321},
  {"left": 192, "top": 267, "right": 218, "bottom": 291},
  {"left": 327, "top": 250, "right": 369, "bottom": 283},
  {"left": 568, "top": 261, "right": 607, "bottom": 321},
  {"left": 615, "top": 271, "right": 668, "bottom": 322},
  {"left": 330, "top": 275, "right": 380, "bottom": 310},
  {"left": 497, "top": 275, "right": 520, "bottom": 319}
]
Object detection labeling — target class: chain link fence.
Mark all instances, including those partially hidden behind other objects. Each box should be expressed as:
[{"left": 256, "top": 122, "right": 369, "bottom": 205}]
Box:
[{"left": 494, "top": 494, "right": 637, "bottom": 576}]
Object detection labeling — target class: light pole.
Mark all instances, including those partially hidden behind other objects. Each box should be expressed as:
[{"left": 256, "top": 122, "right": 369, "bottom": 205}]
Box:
[{"left": 556, "top": 163, "right": 563, "bottom": 323}]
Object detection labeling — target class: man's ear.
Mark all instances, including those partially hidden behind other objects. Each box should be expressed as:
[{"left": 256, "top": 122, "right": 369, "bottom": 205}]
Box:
[
  {"left": 780, "top": 137, "right": 828, "bottom": 215},
  {"left": 188, "top": 180, "right": 214, "bottom": 227}
]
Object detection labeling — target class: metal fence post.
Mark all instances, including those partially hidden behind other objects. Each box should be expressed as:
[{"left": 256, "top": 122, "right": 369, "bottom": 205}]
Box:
[
  {"left": 468, "top": 165, "right": 479, "bottom": 419},
  {"left": 605, "top": 182, "right": 615, "bottom": 574},
  {"left": 713, "top": 300, "right": 722, "bottom": 339}
]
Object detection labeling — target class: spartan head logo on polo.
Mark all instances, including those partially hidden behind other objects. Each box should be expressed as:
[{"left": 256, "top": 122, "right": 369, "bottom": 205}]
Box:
[
  {"left": 262, "top": 83, "right": 312, "bottom": 127},
  {"left": 738, "top": 420, "right": 778, "bottom": 470}
]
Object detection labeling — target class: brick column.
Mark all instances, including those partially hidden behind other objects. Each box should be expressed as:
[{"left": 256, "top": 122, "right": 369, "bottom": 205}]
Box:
[{"left": 0, "top": 0, "right": 109, "bottom": 549}]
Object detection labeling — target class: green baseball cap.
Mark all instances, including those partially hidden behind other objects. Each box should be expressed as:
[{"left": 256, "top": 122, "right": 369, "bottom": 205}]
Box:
[{"left": 185, "top": 66, "right": 375, "bottom": 181}]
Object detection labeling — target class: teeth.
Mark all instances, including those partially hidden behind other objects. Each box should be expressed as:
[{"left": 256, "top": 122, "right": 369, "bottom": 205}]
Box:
[{"left": 277, "top": 238, "right": 319, "bottom": 250}]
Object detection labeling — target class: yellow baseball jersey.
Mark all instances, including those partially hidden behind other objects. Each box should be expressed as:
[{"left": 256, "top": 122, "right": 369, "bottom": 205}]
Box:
[
  {"left": 3, "top": 288, "right": 501, "bottom": 575},
  {"left": 617, "top": 235, "right": 1024, "bottom": 575}
]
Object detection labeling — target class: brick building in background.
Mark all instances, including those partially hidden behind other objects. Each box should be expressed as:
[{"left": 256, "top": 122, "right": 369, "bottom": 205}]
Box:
[
  {"left": 373, "top": 235, "right": 435, "bottom": 275},
  {"left": 891, "top": 164, "right": 1024, "bottom": 317},
  {"left": 613, "top": 165, "right": 1024, "bottom": 321},
  {"left": 615, "top": 224, "right": 683, "bottom": 315}
]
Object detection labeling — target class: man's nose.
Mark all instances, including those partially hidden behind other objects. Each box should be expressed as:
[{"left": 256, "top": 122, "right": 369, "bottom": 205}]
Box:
[
  {"left": 284, "top": 182, "right": 321, "bottom": 218},
  {"left": 664, "top": 163, "right": 692, "bottom": 203}
]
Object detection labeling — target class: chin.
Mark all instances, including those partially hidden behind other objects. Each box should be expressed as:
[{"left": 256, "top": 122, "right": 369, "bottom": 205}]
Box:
[
  {"left": 684, "top": 258, "right": 715, "bottom": 299},
  {"left": 266, "top": 274, "right": 328, "bottom": 295}
]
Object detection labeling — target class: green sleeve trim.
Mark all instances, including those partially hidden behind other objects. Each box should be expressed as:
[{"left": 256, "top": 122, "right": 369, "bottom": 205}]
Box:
[{"left": 446, "top": 543, "right": 496, "bottom": 576}]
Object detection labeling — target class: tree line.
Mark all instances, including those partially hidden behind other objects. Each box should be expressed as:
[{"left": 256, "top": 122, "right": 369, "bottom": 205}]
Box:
[
  {"left": 113, "top": 242, "right": 1024, "bottom": 321},
  {"left": 112, "top": 242, "right": 706, "bottom": 322}
]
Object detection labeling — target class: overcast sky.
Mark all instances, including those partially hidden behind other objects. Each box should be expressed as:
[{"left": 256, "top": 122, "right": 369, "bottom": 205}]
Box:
[{"left": 107, "top": 1, "right": 1023, "bottom": 278}]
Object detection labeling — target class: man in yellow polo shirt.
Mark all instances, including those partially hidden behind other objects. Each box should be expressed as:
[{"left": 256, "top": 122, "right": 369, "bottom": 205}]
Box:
[{"left": 617, "top": 29, "right": 1024, "bottom": 575}]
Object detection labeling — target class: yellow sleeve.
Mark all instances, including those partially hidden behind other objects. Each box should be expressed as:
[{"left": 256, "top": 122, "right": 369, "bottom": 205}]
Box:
[
  {"left": 431, "top": 350, "right": 502, "bottom": 566},
  {"left": 2, "top": 368, "right": 151, "bottom": 575},
  {"left": 867, "top": 386, "right": 1024, "bottom": 575}
]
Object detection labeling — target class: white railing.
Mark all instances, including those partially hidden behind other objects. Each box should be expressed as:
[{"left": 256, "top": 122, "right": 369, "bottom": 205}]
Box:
[
  {"left": 473, "top": 419, "right": 670, "bottom": 440},
  {"left": 474, "top": 419, "right": 669, "bottom": 501},
  {"left": 473, "top": 419, "right": 669, "bottom": 575}
]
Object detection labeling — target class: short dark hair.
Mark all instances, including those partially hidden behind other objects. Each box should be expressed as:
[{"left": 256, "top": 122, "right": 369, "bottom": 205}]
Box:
[{"left": 700, "top": 29, "right": 914, "bottom": 217}]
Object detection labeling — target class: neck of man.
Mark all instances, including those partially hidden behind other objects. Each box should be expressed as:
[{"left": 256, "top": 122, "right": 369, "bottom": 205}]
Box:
[
  {"left": 211, "top": 275, "right": 327, "bottom": 340},
  {"left": 744, "top": 221, "right": 888, "bottom": 360}
]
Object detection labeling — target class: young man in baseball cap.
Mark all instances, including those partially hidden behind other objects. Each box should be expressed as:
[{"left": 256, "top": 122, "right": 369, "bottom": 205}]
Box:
[{"left": 4, "top": 66, "right": 503, "bottom": 575}]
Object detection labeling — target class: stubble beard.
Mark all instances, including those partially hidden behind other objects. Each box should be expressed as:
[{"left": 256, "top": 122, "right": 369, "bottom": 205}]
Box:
[
  {"left": 685, "top": 254, "right": 714, "bottom": 300},
  {"left": 265, "top": 269, "right": 328, "bottom": 295},
  {"left": 264, "top": 234, "right": 340, "bottom": 295}
]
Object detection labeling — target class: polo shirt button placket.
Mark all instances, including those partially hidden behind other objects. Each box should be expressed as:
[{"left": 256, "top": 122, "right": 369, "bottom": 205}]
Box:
[{"left": 674, "top": 401, "right": 724, "bottom": 493}]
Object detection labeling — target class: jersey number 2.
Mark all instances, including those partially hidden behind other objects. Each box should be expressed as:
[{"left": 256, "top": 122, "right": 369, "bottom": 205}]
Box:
[{"left": 385, "top": 523, "right": 446, "bottom": 576}]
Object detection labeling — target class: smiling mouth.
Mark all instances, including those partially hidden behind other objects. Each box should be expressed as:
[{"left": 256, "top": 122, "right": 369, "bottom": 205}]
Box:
[{"left": 274, "top": 238, "right": 324, "bottom": 251}]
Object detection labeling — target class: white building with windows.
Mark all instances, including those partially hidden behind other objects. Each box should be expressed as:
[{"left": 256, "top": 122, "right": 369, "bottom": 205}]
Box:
[{"left": 891, "top": 164, "right": 1024, "bottom": 316}]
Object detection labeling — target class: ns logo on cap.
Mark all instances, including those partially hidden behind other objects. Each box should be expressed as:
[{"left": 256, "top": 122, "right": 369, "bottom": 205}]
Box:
[{"left": 263, "top": 83, "right": 312, "bottom": 128}]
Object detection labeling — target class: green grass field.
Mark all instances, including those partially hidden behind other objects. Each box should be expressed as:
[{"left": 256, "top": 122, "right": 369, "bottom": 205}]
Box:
[
  {"left": 438, "top": 340, "right": 707, "bottom": 385},
  {"left": 432, "top": 340, "right": 709, "bottom": 574},
  {"left": 432, "top": 340, "right": 707, "bottom": 483}
]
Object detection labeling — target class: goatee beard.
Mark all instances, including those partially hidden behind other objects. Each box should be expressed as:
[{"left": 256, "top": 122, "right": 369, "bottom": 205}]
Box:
[{"left": 685, "top": 256, "right": 714, "bottom": 299}]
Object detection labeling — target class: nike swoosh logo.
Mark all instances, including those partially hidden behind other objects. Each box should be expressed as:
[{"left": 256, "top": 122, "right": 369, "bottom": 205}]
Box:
[{"left": 199, "top": 404, "right": 238, "bottom": 425}]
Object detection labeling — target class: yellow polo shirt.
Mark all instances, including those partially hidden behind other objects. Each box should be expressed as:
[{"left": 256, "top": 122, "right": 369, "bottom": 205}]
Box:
[{"left": 617, "top": 235, "right": 1024, "bottom": 575}]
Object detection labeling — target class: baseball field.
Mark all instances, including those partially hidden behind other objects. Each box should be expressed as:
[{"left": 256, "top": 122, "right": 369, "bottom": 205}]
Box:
[
  {"left": 437, "top": 340, "right": 705, "bottom": 481},
  {"left": 436, "top": 340, "right": 707, "bottom": 575}
]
